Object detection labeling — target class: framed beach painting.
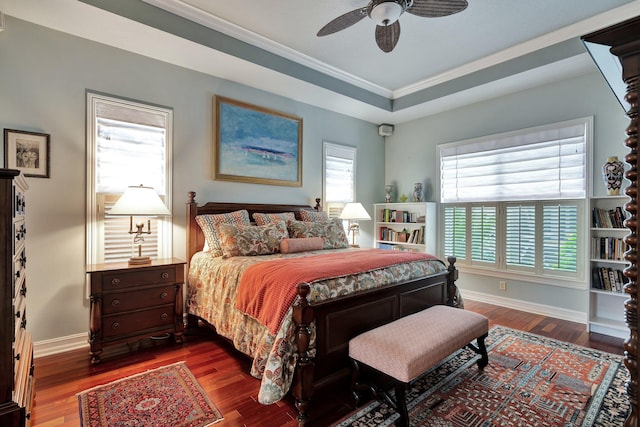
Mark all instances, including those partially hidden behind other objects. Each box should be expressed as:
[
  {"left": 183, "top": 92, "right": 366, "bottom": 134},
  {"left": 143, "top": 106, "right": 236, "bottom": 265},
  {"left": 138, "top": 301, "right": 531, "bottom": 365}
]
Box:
[
  {"left": 214, "top": 96, "right": 302, "bottom": 186},
  {"left": 4, "top": 129, "right": 51, "bottom": 178}
]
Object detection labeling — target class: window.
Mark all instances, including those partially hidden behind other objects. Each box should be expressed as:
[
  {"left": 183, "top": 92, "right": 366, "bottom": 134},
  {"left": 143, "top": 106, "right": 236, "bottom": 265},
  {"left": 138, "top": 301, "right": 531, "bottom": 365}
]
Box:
[
  {"left": 86, "top": 92, "right": 173, "bottom": 264},
  {"left": 323, "top": 142, "right": 356, "bottom": 217},
  {"left": 439, "top": 117, "right": 590, "bottom": 285}
]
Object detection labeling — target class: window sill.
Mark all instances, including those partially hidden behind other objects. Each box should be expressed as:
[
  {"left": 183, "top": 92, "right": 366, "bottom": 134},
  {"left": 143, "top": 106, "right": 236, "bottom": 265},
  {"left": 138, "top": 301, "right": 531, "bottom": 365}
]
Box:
[{"left": 455, "top": 264, "right": 587, "bottom": 290}]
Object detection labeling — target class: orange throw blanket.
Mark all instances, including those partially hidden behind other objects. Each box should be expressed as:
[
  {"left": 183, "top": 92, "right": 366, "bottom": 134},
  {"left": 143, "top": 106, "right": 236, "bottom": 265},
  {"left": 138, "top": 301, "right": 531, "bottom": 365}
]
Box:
[{"left": 235, "top": 249, "right": 440, "bottom": 334}]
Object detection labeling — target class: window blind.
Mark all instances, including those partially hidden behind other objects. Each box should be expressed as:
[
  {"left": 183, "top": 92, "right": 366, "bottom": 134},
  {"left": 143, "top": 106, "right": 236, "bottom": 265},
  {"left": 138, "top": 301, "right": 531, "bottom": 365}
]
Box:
[
  {"left": 324, "top": 143, "right": 355, "bottom": 203},
  {"left": 96, "top": 118, "right": 166, "bottom": 195},
  {"left": 440, "top": 120, "right": 587, "bottom": 203}
]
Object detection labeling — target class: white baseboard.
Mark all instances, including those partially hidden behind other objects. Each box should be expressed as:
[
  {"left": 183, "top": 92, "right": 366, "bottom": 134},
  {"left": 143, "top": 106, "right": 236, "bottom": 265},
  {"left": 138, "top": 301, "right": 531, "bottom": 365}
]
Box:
[
  {"left": 462, "top": 289, "right": 588, "bottom": 325},
  {"left": 34, "top": 333, "right": 89, "bottom": 359},
  {"left": 33, "top": 296, "right": 587, "bottom": 358}
]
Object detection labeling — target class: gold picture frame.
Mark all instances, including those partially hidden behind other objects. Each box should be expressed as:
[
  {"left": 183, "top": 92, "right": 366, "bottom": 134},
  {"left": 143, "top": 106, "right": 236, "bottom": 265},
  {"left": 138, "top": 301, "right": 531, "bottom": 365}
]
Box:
[
  {"left": 4, "top": 128, "right": 51, "bottom": 178},
  {"left": 214, "top": 96, "right": 302, "bottom": 187}
]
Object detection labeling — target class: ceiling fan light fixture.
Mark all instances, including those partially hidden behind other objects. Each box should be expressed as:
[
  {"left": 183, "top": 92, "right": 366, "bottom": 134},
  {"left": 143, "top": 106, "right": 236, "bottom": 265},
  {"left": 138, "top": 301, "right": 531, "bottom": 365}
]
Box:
[{"left": 369, "top": 1, "right": 404, "bottom": 26}]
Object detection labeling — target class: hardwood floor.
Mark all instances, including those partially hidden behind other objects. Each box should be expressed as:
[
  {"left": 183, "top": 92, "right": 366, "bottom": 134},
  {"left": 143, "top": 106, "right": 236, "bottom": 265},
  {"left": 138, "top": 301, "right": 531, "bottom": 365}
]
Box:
[{"left": 30, "top": 300, "right": 625, "bottom": 427}]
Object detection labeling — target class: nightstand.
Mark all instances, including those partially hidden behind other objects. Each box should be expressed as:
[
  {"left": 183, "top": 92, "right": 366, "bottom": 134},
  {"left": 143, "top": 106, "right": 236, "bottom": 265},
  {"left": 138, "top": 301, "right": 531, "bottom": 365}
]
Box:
[{"left": 86, "top": 258, "right": 185, "bottom": 364}]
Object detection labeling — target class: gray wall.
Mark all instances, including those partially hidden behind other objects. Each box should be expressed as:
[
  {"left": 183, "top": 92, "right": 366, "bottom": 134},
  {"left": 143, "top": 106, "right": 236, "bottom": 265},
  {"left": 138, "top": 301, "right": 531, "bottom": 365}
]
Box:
[
  {"left": 0, "top": 17, "right": 383, "bottom": 343},
  {"left": 385, "top": 70, "right": 629, "bottom": 315}
]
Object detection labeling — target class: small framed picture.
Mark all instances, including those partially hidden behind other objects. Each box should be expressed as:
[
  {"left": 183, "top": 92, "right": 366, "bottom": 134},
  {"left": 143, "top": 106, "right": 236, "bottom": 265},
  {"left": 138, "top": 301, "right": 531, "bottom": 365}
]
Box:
[{"left": 4, "top": 129, "right": 50, "bottom": 178}]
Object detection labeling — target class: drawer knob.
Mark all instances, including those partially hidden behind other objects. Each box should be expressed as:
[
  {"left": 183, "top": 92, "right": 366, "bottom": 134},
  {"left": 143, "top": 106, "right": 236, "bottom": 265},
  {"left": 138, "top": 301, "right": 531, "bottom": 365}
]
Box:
[
  {"left": 160, "top": 313, "right": 168, "bottom": 320},
  {"left": 16, "top": 311, "right": 21, "bottom": 318},
  {"left": 112, "top": 278, "right": 121, "bottom": 285},
  {"left": 161, "top": 272, "right": 169, "bottom": 279},
  {"left": 111, "top": 322, "right": 120, "bottom": 329},
  {"left": 111, "top": 299, "right": 120, "bottom": 306},
  {"left": 15, "top": 352, "right": 20, "bottom": 361},
  {"left": 160, "top": 292, "right": 168, "bottom": 299}
]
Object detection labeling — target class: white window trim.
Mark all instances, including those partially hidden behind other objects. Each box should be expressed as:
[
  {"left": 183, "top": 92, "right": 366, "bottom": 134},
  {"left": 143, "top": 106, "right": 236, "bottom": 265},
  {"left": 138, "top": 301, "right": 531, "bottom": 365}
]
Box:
[
  {"left": 86, "top": 91, "right": 173, "bottom": 265},
  {"left": 437, "top": 117, "right": 592, "bottom": 291}
]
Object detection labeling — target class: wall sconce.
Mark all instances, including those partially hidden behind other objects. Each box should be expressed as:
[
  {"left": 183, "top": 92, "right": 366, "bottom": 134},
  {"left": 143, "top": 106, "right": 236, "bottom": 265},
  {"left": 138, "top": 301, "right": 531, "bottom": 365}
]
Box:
[
  {"left": 108, "top": 184, "right": 170, "bottom": 265},
  {"left": 339, "top": 202, "right": 371, "bottom": 247}
]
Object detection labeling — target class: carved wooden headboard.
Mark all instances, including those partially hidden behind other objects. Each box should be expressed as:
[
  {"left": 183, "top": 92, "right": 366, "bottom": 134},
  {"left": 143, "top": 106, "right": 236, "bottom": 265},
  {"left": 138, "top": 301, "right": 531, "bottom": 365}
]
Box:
[{"left": 185, "top": 191, "right": 321, "bottom": 269}]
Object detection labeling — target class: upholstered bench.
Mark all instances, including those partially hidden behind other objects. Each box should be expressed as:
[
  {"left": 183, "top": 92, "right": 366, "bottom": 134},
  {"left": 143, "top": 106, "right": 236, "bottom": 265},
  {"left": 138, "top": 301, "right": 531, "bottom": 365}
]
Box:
[{"left": 349, "top": 305, "right": 489, "bottom": 427}]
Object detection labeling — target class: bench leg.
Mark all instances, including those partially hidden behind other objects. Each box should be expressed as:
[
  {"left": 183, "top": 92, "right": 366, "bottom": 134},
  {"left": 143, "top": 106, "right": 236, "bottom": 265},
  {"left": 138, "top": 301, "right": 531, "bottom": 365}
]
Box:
[
  {"left": 466, "top": 332, "right": 489, "bottom": 370},
  {"left": 476, "top": 332, "right": 489, "bottom": 369},
  {"left": 394, "top": 382, "right": 409, "bottom": 427}
]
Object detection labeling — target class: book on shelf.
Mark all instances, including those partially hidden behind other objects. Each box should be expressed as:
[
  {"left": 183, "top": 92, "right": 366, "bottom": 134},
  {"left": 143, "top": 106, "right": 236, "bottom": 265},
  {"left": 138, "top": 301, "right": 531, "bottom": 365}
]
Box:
[
  {"left": 379, "top": 209, "right": 419, "bottom": 223},
  {"left": 592, "top": 266, "right": 627, "bottom": 292},
  {"left": 379, "top": 225, "right": 425, "bottom": 244},
  {"left": 590, "top": 236, "right": 627, "bottom": 260},
  {"left": 592, "top": 206, "right": 627, "bottom": 228}
]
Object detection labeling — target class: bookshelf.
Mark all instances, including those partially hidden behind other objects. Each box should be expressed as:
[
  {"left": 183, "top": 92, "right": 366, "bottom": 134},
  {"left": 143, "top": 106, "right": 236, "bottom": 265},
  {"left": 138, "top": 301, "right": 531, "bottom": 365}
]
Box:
[
  {"left": 588, "top": 195, "right": 629, "bottom": 338},
  {"left": 374, "top": 202, "right": 436, "bottom": 254}
]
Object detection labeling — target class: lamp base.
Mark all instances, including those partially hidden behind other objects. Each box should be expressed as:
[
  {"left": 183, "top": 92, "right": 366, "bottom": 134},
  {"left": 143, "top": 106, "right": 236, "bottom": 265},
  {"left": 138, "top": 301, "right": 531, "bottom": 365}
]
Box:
[{"left": 128, "top": 256, "right": 151, "bottom": 266}]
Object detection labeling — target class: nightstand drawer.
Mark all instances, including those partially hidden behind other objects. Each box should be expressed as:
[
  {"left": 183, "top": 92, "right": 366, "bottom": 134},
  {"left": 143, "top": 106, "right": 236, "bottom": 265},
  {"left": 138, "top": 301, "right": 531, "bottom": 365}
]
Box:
[
  {"left": 102, "top": 267, "right": 177, "bottom": 290},
  {"left": 103, "top": 285, "right": 175, "bottom": 315},
  {"left": 103, "top": 305, "right": 175, "bottom": 338}
]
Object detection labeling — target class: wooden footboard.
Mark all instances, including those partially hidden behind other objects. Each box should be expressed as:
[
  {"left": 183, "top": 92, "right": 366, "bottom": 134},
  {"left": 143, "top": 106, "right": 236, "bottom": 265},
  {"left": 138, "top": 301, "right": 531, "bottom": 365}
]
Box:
[{"left": 291, "top": 257, "right": 457, "bottom": 426}]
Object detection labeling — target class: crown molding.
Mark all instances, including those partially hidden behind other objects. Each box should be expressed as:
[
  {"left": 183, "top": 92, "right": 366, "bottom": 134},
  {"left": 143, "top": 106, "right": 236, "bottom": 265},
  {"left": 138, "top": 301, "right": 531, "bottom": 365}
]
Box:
[
  {"left": 393, "top": 1, "right": 640, "bottom": 98},
  {"left": 141, "top": 0, "right": 393, "bottom": 98}
]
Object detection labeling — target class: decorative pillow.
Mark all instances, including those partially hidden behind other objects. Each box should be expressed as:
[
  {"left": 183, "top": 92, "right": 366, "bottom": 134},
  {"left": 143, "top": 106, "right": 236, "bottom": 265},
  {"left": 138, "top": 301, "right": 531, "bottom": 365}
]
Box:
[
  {"left": 195, "top": 210, "right": 251, "bottom": 256},
  {"left": 299, "top": 210, "right": 329, "bottom": 222},
  {"left": 253, "top": 212, "right": 296, "bottom": 225},
  {"left": 280, "top": 237, "right": 325, "bottom": 254},
  {"left": 287, "top": 218, "right": 349, "bottom": 249},
  {"left": 216, "top": 221, "right": 288, "bottom": 258}
]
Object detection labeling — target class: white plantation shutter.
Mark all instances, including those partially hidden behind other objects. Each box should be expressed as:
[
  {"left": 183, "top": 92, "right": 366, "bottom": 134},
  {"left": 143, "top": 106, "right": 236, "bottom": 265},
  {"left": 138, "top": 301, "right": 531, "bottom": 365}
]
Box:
[
  {"left": 505, "top": 205, "right": 536, "bottom": 268},
  {"left": 543, "top": 204, "right": 578, "bottom": 273},
  {"left": 471, "top": 206, "right": 496, "bottom": 264},
  {"left": 443, "top": 206, "right": 466, "bottom": 260},
  {"left": 101, "top": 195, "right": 160, "bottom": 263}
]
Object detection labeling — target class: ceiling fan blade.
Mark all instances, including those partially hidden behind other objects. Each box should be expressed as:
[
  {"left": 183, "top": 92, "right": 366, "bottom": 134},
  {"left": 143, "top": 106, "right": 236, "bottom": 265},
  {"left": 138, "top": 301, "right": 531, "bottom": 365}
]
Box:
[
  {"left": 407, "top": 0, "right": 468, "bottom": 17},
  {"left": 375, "top": 21, "right": 400, "bottom": 53},
  {"left": 317, "top": 7, "right": 368, "bottom": 36}
]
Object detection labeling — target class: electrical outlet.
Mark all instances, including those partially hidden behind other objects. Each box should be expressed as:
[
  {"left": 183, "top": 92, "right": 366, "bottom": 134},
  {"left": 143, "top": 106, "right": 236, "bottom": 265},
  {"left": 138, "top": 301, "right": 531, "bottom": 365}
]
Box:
[{"left": 499, "top": 281, "right": 506, "bottom": 291}]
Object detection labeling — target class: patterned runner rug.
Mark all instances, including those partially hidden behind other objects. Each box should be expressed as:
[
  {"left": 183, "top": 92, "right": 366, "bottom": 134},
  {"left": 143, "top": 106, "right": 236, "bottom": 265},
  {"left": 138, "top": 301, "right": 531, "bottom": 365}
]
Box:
[
  {"left": 333, "top": 326, "right": 628, "bottom": 426},
  {"left": 78, "top": 361, "right": 223, "bottom": 427}
]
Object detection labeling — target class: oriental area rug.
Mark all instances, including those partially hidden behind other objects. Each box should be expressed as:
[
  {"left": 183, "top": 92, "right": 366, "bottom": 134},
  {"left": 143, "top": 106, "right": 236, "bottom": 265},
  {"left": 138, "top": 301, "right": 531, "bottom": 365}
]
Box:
[
  {"left": 77, "top": 362, "right": 223, "bottom": 427},
  {"left": 333, "top": 326, "right": 628, "bottom": 427}
]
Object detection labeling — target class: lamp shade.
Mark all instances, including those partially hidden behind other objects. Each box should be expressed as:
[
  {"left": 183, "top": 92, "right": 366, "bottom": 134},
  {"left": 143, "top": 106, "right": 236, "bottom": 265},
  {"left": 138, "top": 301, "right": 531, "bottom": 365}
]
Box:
[
  {"left": 339, "top": 202, "right": 371, "bottom": 221},
  {"left": 108, "top": 185, "right": 171, "bottom": 216}
]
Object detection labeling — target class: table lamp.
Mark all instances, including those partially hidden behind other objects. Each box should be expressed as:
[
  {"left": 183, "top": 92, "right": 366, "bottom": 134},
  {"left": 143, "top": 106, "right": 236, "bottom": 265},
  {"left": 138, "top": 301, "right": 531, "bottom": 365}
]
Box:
[
  {"left": 339, "top": 202, "right": 371, "bottom": 247},
  {"left": 108, "top": 184, "right": 171, "bottom": 265}
]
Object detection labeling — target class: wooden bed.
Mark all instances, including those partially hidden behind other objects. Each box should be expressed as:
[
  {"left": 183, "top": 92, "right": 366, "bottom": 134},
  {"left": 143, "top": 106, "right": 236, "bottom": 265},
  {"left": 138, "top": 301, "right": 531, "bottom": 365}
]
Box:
[{"left": 185, "top": 191, "right": 460, "bottom": 426}]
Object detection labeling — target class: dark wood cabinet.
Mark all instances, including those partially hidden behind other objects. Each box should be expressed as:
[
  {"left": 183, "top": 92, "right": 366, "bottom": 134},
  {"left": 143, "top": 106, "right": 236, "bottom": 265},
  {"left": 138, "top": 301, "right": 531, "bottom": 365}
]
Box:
[
  {"left": 0, "top": 169, "right": 34, "bottom": 427},
  {"left": 86, "top": 258, "right": 185, "bottom": 364},
  {"left": 582, "top": 15, "right": 640, "bottom": 427}
]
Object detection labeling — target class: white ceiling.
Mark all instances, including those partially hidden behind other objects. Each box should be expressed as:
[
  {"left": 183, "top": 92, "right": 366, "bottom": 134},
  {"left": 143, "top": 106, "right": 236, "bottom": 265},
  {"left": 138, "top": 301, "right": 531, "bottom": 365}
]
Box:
[{"left": 2, "top": 0, "right": 639, "bottom": 124}]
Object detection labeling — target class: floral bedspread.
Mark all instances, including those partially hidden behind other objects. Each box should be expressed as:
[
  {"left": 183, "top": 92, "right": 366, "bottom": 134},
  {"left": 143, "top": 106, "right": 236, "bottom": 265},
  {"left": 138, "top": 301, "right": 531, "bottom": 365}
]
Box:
[{"left": 186, "top": 247, "right": 447, "bottom": 404}]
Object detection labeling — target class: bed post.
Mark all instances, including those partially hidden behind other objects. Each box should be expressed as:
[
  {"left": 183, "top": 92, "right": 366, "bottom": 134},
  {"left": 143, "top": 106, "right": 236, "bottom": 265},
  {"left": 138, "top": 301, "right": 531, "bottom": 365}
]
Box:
[
  {"left": 446, "top": 256, "right": 459, "bottom": 307},
  {"left": 186, "top": 191, "right": 198, "bottom": 272},
  {"left": 292, "top": 283, "right": 315, "bottom": 426}
]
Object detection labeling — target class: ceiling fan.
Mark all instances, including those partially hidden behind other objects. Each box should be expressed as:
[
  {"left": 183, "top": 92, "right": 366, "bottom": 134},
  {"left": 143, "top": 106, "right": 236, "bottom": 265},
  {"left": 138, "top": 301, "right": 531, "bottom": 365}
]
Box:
[{"left": 317, "top": 0, "right": 468, "bottom": 52}]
